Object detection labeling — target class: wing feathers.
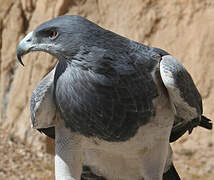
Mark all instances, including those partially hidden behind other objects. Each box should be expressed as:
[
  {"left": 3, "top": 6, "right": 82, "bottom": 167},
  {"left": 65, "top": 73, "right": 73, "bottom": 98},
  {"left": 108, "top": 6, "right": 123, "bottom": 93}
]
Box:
[
  {"left": 160, "top": 55, "right": 201, "bottom": 120},
  {"left": 160, "top": 55, "right": 212, "bottom": 141},
  {"left": 30, "top": 67, "right": 57, "bottom": 129}
]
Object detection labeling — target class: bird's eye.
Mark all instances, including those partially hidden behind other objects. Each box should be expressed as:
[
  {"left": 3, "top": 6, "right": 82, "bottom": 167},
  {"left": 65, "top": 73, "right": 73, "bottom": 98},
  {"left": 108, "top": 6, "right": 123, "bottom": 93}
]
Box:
[{"left": 49, "top": 31, "right": 58, "bottom": 40}]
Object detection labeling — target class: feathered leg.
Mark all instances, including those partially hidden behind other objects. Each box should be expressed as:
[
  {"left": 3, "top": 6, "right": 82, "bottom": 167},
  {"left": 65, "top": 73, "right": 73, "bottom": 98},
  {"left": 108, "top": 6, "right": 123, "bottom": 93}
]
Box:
[{"left": 55, "top": 120, "right": 82, "bottom": 180}]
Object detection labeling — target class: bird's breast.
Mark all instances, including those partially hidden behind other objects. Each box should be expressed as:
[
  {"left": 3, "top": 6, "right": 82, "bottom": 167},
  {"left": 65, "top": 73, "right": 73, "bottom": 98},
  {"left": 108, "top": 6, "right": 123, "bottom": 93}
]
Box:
[{"left": 55, "top": 61, "right": 160, "bottom": 142}]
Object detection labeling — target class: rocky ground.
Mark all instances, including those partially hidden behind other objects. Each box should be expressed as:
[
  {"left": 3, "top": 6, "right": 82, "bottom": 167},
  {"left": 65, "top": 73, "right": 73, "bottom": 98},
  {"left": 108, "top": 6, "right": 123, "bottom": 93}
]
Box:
[
  {"left": 0, "top": 124, "right": 213, "bottom": 180},
  {"left": 172, "top": 128, "right": 214, "bottom": 180},
  {"left": 0, "top": 125, "right": 54, "bottom": 180}
]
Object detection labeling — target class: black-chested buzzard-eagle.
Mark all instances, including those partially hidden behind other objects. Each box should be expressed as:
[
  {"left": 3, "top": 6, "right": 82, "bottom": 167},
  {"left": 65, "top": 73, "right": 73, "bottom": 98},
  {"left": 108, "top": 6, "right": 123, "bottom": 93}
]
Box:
[{"left": 17, "top": 15, "right": 212, "bottom": 180}]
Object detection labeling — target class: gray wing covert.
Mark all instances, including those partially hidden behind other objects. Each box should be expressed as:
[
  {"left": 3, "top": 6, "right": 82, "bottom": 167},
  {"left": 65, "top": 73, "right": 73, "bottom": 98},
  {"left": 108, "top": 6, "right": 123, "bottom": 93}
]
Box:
[
  {"left": 160, "top": 55, "right": 202, "bottom": 119},
  {"left": 30, "top": 66, "right": 57, "bottom": 134},
  {"left": 160, "top": 55, "right": 211, "bottom": 142}
]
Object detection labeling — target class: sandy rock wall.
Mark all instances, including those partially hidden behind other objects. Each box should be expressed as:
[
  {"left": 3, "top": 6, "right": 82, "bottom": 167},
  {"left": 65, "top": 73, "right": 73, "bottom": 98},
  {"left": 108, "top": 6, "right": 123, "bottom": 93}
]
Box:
[{"left": 0, "top": 0, "right": 214, "bottom": 148}]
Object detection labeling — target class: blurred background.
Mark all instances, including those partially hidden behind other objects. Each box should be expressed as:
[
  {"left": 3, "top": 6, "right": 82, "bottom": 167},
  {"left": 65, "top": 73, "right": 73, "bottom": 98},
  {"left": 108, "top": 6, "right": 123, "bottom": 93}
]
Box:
[{"left": 0, "top": 0, "right": 213, "bottom": 179}]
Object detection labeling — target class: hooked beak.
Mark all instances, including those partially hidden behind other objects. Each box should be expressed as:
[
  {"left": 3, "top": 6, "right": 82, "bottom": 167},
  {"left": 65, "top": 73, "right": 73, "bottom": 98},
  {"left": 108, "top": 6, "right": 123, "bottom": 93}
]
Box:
[{"left": 17, "top": 32, "right": 34, "bottom": 66}]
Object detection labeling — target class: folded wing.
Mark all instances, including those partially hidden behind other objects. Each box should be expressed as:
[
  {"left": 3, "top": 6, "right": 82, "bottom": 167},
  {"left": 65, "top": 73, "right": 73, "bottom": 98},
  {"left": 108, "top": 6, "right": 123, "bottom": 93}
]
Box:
[
  {"left": 30, "top": 66, "right": 57, "bottom": 138},
  {"left": 160, "top": 55, "right": 212, "bottom": 142}
]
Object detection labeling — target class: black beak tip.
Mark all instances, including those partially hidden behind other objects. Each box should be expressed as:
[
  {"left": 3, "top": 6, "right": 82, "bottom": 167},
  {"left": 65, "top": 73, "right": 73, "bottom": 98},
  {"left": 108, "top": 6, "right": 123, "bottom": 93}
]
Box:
[
  {"left": 17, "top": 51, "right": 25, "bottom": 66},
  {"left": 17, "top": 56, "right": 25, "bottom": 66}
]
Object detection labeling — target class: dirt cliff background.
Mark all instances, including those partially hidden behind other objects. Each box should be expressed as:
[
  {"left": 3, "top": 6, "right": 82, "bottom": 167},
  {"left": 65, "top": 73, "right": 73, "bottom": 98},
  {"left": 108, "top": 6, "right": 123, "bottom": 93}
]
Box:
[{"left": 0, "top": 0, "right": 214, "bottom": 179}]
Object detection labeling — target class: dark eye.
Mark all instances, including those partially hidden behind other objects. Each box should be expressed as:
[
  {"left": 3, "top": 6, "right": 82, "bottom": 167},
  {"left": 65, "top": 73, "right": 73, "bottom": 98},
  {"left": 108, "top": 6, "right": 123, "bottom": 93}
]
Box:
[{"left": 49, "top": 31, "right": 58, "bottom": 40}]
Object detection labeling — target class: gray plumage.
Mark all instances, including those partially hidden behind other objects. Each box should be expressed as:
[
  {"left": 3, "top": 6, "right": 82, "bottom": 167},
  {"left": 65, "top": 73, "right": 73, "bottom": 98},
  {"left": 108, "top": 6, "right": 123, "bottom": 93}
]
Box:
[
  {"left": 17, "top": 15, "right": 212, "bottom": 180},
  {"left": 30, "top": 67, "right": 56, "bottom": 138}
]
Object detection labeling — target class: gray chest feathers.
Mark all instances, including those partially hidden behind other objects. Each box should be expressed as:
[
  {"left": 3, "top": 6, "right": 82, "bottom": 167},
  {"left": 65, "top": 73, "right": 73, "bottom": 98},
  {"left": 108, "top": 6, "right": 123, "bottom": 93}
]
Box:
[{"left": 55, "top": 57, "right": 159, "bottom": 142}]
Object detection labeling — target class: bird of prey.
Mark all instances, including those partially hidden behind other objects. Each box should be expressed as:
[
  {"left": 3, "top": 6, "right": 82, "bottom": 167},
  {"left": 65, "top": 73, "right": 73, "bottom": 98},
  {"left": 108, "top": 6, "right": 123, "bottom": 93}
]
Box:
[{"left": 17, "top": 15, "right": 212, "bottom": 180}]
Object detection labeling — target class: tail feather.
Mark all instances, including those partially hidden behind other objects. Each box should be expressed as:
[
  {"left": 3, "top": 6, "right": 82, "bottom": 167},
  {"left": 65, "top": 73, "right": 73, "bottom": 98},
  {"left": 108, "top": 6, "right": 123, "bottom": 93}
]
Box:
[
  {"left": 81, "top": 166, "right": 106, "bottom": 180},
  {"left": 170, "top": 115, "right": 212, "bottom": 143},
  {"left": 163, "top": 164, "right": 181, "bottom": 180},
  {"left": 200, "top": 116, "right": 212, "bottom": 130},
  {"left": 170, "top": 122, "right": 189, "bottom": 142},
  {"left": 37, "top": 127, "right": 55, "bottom": 139}
]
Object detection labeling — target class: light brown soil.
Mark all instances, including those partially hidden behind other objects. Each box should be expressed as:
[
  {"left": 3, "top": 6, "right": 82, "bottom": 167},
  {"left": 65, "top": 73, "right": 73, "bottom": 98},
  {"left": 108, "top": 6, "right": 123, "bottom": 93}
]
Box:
[
  {"left": 0, "top": 126, "right": 54, "bottom": 180},
  {"left": 172, "top": 128, "right": 214, "bottom": 180}
]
